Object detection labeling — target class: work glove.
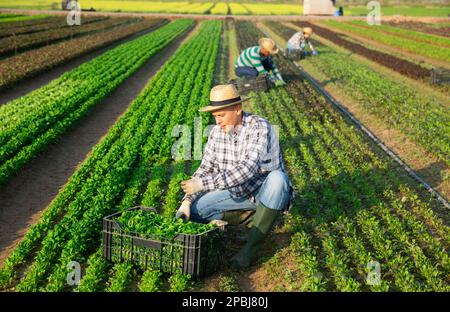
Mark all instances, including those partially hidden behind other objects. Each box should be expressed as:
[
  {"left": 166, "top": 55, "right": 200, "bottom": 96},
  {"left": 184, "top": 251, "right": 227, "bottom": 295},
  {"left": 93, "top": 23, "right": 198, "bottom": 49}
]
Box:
[
  {"left": 209, "top": 219, "right": 227, "bottom": 228},
  {"left": 312, "top": 50, "right": 318, "bottom": 56},
  {"left": 176, "top": 200, "right": 192, "bottom": 222},
  {"left": 181, "top": 177, "right": 203, "bottom": 195},
  {"left": 275, "top": 74, "right": 286, "bottom": 86},
  {"left": 274, "top": 80, "right": 286, "bottom": 87}
]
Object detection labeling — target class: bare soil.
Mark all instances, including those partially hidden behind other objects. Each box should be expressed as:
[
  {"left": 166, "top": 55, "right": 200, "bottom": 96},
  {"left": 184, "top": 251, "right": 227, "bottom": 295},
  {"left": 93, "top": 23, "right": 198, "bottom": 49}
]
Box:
[
  {"left": 387, "top": 20, "right": 450, "bottom": 38},
  {"left": 0, "top": 24, "right": 196, "bottom": 267}
]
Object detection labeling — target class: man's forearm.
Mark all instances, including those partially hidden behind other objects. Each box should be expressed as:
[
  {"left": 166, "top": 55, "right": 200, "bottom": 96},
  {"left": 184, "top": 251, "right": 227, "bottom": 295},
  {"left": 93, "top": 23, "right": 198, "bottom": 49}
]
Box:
[{"left": 199, "top": 160, "right": 258, "bottom": 192}]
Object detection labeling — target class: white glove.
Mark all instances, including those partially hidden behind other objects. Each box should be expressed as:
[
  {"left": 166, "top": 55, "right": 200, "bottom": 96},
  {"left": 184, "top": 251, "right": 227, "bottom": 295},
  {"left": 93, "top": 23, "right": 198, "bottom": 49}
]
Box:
[
  {"left": 275, "top": 73, "right": 286, "bottom": 86},
  {"left": 181, "top": 177, "right": 203, "bottom": 195},
  {"left": 209, "top": 219, "right": 228, "bottom": 230},
  {"left": 176, "top": 200, "right": 192, "bottom": 221}
]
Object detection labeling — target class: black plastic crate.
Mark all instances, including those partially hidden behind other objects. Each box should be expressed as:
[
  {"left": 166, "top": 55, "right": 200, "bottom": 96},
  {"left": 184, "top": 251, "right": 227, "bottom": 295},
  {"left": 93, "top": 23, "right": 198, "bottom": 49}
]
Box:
[
  {"left": 102, "top": 206, "right": 226, "bottom": 279},
  {"left": 431, "top": 67, "right": 450, "bottom": 84},
  {"left": 230, "top": 75, "right": 271, "bottom": 95}
]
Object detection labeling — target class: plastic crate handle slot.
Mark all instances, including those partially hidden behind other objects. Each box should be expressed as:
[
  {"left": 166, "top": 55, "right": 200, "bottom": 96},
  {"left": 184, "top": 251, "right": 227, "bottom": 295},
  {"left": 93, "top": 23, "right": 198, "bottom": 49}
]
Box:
[{"left": 132, "top": 237, "right": 163, "bottom": 250}]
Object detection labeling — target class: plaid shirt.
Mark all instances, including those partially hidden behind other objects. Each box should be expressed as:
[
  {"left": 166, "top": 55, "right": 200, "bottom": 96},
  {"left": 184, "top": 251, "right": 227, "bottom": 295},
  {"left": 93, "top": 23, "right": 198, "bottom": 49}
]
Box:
[
  {"left": 184, "top": 112, "right": 292, "bottom": 205},
  {"left": 288, "top": 32, "right": 315, "bottom": 52}
]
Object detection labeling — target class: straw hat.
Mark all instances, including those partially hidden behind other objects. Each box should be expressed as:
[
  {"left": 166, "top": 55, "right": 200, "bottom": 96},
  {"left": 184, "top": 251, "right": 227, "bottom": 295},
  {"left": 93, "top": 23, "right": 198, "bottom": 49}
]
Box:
[
  {"left": 258, "top": 37, "right": 279, "bottom": 55},
  {"left": 199, "top": 84, "right": 250, "bottom": 113},
  {"left": 303, "top": 27, "right": 313, "bottom": 38}
]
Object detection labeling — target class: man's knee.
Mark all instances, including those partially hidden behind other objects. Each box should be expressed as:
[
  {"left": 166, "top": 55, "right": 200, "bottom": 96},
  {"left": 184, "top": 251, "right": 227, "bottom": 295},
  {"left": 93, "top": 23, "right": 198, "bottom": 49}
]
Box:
[
  {"left": 235, "top": 67, "right": 258, "bottom": 78},
  {"left": 256, "top": 170, "right": 290, "bottom": 211},
  {"left": 191, "top": 194, "right": 213, "bottom": 219},
  {"left": 266, "top": 170, "right": 289, "bottom": 193},
  {"left": 190, "top": 190, "right": 235, "bottom": 222}
]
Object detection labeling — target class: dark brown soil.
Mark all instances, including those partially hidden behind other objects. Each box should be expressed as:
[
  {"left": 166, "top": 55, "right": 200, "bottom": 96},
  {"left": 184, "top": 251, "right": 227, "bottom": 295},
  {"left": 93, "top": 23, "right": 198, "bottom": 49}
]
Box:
[
  {"left": 293, "top": 21, "right": 430, "bottom": 80},
  {"left": 0, "top": 24, "right": 195, "bottom": 266},
  {"left": 386, "top": 21, "right": 450, "bottom": 39}
]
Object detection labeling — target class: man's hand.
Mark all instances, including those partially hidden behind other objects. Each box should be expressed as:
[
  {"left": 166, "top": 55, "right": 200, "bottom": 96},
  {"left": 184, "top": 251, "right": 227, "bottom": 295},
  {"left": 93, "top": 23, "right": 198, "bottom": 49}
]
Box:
[
  {"left": 181, "top": 177, "right": 203, "bottom": 195},
  {"left": 312, "top": 50, "right": 318, "bottom": 56},
  {"left": 176, "top": 200, "right": 192, "bottom": 222}
]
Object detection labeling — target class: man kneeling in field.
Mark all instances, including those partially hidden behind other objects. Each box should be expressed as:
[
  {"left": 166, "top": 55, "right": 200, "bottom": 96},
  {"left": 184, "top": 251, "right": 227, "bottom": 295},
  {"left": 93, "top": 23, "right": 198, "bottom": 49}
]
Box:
[{"left": 176, "top": 84, "right": 293, "bottom": 269}]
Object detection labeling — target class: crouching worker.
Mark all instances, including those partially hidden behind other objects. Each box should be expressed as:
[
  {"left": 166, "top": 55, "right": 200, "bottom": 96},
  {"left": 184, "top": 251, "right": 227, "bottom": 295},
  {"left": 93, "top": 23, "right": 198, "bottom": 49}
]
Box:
[
  {"left": 235, "top": 37, "right": 286, "bottom": 87},
  {"left": 176, "top": 84, "right": 293, "bottom": 269},
  {"left": 287, "top": 27, "right": 318, "bottom": 57}
]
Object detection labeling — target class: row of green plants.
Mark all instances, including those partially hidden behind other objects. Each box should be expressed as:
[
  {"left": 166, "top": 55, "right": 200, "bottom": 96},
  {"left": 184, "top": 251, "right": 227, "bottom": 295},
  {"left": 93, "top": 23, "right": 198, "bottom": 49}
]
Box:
[
  {"left": 0, "top": 16, "right": 140, "bottom": 56},
  {"left": 0, "top": 19, "right": 192, "bottom": 185},
  {"left": 0, "top": 18, "right": 165, "bottom": 90},
  {"left": 236, "top": 20, "right": 449, "bottom": 292},
  {"left": 0, "top": 20, "right": 221, "bottom": 292},
  {"left": 43, "top": 20, "right": 219, "bottom": 293},
  {"left": 259, "top": 84, "right": 449, "bottom": 292},
  {"left": 73, "top": 20, "right": 225, "bottom": 292},
  {"left": 0, "top": 14, "right": 49, "bottom": 23},
  {"left": 266, "top": 21, "right": 450, "bottom": 166},
  {"left": 73, "top": 20, "right": 221, "bottom": 292},
  {"left": 321, "top": 20, "right": 450, "bottom": 63},
  {"left": 0, "top": 13, "right": 23, "bottom": 19},
  {"left": 0, "top": 15, "right": 57, "bottom": 27}
]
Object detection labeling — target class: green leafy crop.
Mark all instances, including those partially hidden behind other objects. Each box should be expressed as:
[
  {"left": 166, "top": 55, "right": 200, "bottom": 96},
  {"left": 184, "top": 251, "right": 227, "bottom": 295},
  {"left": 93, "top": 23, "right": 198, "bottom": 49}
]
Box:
[{"left": 117, "top": 209, "right": 215, "bottom": 238}]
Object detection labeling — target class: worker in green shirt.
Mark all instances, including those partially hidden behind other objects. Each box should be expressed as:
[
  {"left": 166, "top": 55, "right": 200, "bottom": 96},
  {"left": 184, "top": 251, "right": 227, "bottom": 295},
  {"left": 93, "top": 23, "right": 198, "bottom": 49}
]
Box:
[{"left": 235, "top": 38, "right": 286, "bottom": 87}]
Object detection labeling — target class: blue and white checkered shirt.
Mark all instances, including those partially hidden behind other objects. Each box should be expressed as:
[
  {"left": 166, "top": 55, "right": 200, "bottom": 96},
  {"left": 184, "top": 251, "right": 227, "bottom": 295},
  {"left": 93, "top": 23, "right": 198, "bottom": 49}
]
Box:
[
  {"left": 288, "top": 32, "right": 315, "bottom": 52},
  {"left": 184, "top": 111, "right": 292, "bottom": 204}
]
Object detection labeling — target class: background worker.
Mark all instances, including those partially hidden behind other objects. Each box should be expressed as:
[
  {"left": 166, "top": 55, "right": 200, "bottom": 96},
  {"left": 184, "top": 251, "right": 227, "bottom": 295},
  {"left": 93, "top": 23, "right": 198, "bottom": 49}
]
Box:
[
  {"left": 287, "top": 27, "right": 318, "bottom": 57},
  {"left": 176, "top": 84, "right": 293, "bottom": 269},
  {"left": 234, "top": 37, "right": 286, "bottom": 87}
]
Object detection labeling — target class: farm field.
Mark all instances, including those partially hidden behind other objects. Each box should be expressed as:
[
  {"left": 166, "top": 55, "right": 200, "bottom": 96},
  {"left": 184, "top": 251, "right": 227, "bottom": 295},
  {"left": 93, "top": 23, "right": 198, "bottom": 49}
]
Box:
[
  {"left": 0, "top": 7, "right": 449, "bottom": 295},
  {"left": 260, "top": 20, "right": 450, "bottom": 200},
  {"left": 0, "top": 0, "right": 449, "bottom": 16},
  {"left": 0, "top": 16, "right": 168, "bottom": 89},
  {"left": 0, "top": 18, "right": 191, "bottom": 185}
]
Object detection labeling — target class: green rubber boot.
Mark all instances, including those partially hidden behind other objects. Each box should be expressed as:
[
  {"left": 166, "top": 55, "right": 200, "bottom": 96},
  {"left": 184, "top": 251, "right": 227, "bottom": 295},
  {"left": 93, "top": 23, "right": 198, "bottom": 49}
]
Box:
[
  {"left": 222, "top": 210, "right": 256, "bottom": 226},
  {"left": 230, "top": 202, "right": 281, "bottom": 269}
]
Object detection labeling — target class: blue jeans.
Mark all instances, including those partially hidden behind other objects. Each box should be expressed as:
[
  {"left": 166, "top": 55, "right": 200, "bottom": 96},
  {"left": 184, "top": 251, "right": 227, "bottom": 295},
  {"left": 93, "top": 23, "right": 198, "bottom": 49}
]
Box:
[
  {"left": 287, "top": 42, "right": 298, "bottom": 52},
  {"left": 190, "top": 170, "right": 291, "bottom": 223},
  {"left": 235, "top": 58, "right": 275, "bottom": 78}
]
